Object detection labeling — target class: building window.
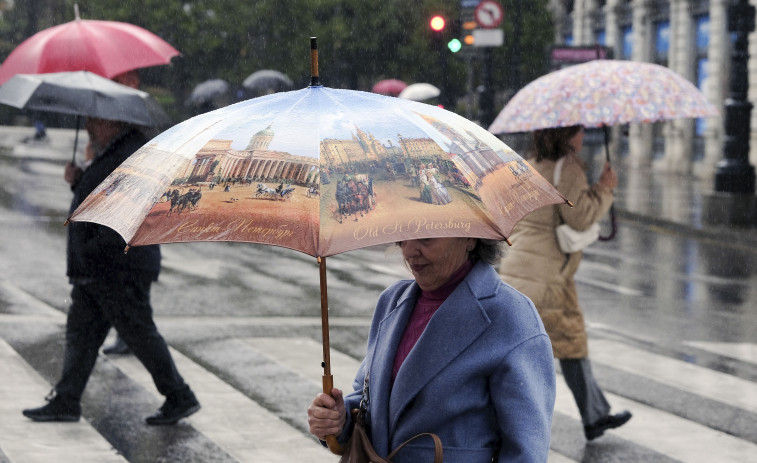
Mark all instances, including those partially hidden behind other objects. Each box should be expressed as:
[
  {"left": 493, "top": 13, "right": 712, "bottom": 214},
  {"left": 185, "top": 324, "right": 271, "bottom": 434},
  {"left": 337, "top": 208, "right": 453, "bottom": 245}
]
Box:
[
  {"left": 654, "top": 20, "right": 670, "bottom": 65},
  {"left": 621, "top": 25, "right": 633, "bottom": 59},
  {"left": 596, "top": 29, "right": 606, "bottom": 45},
  {"left": 695, "top": 14, "right": 710, "bottom": 143}
]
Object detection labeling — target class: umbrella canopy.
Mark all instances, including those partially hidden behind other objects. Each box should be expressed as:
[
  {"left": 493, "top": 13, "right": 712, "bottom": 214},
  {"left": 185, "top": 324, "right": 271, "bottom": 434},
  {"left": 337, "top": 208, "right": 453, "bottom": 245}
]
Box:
[
  {"left": 242, "top": 69, "right": 294, "bottom": 94},
  {"left": 185, "top": 78, "right": 231, "bottom": 107},
  {"left": 0, "top": 7, "right": 179, "bottom": 85},
  {"left": 68, "top": 85, "right": 567, "bottom": 257},
  {"left": 488, "top": 59, "right": 720, "bottom": 134},
  {"left": 398, "top": 83, "right": 441, "bottom": 102},
  {"left": 372, "top": 79, "right": 407, "bottom": 97},
  {"left": 0, "top": 71, "right": 168, "bottom": 126}
]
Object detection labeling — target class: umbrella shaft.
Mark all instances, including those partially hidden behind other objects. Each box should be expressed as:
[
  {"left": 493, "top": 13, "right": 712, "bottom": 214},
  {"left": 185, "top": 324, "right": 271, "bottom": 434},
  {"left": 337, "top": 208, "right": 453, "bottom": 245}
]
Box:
[{"left": 319, "top": 256, "right": 331, "bottom": 377}]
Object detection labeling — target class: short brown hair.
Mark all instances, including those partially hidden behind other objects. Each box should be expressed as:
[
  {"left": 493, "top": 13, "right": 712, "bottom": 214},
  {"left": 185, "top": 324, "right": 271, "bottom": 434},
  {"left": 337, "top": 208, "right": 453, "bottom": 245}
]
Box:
[{"left": 531, "top": 125, "right": 582, "bottom": 162}]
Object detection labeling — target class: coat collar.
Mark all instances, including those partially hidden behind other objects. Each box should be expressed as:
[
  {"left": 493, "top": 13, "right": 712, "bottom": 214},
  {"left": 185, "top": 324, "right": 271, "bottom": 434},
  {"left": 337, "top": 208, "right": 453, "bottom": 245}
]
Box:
[{"left": 367, "top": 261, "right": 499, "bottom": 450}]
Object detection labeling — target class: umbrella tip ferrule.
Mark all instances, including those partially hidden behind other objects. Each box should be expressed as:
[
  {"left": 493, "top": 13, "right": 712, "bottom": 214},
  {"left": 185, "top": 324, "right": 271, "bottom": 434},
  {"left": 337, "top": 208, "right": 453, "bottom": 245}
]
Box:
[
  {"left": 566, "top": 200, "right": 575, "bottom": 208},
  {"left": 74, "top": 3, "right": 81, "bottom": 20},
  {"left": 505, "top": 237, "right": 513, "bottom": 246}
]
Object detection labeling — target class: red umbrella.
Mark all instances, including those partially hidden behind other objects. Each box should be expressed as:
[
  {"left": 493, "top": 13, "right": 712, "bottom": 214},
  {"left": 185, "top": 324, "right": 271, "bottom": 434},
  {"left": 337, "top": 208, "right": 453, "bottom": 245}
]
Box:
[
  {"left": 0, "top": 5, "right": 179, "bottom": 85},
  {"left": 371, "top": 78, "right": 407, "bottom": 96}
]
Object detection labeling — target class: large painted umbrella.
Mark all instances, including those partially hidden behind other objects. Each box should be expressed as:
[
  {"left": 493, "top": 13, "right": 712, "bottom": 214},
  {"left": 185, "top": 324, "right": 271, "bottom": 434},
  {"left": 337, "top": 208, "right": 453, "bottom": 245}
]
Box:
[
  {"left": 67, "top": 38, "right": 567, "bottom": 454},
  {"left": 488, "top": 59, "right": 719, "bottom": 134},
  {"left": 0, "top": 4, "right": 179, "bottom": 85}
]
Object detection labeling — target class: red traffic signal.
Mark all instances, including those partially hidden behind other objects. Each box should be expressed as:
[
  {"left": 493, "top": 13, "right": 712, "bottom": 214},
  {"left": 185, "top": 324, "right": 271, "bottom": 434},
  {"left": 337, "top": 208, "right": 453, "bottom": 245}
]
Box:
[{"left": 429, "top": 15, "right": 446, "bottom": 32}]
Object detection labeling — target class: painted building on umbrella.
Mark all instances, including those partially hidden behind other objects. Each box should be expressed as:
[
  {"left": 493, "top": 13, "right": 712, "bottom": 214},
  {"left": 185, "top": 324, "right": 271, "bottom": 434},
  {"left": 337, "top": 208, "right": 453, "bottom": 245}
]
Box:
[
  {"left": 320, "top": 126, "right": 388, "bottom": 170},
  {"left": 395, "top": 135, "right": 447, "bottom": 161},
  {"left": 549, "top": 0, "right": 755, "bottom": 178},
  {"left": 186, "top": 126, "right": 320, "bottom": 185},
  {"left": 320, "top": 125, "right": 449, "bottom": 171}
]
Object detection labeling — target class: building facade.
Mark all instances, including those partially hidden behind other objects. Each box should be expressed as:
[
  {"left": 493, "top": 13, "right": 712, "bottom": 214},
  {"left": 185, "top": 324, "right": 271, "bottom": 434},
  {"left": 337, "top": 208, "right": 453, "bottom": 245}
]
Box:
[{"left": 550, "top": 0, "right": 756, "bottom": 178}]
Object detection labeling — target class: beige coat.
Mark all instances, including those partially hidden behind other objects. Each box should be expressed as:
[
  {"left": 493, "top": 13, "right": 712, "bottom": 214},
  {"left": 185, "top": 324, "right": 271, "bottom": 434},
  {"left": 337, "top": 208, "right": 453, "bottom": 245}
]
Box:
[{"left": 499, "top": 153, "right": 613, "bottom": 359}]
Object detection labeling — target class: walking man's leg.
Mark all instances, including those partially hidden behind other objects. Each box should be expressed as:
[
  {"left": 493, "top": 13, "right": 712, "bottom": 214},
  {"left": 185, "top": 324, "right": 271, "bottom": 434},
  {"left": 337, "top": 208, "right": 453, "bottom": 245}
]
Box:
[
  {"left": 104, "top": 278, "right": 200, "bottom": 425},
  {"left": 23, "top": 284, "right": 110, "bottom": 421}
]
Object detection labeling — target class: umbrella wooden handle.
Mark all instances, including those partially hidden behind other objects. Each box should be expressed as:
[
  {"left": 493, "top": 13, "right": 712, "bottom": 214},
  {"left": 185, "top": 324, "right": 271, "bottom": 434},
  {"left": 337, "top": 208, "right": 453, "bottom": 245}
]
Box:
[
  {"left": 323, "top": 373, "right": 346, "bottom": 455},
  {"left": 310, "top": 37, "right": 320, "bottom": 86}
]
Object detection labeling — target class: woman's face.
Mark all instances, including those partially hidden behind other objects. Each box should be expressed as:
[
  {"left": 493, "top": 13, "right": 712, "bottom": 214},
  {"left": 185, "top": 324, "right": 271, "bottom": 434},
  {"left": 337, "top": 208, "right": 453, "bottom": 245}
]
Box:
[{"left": 399, "top": 237, "right": 475, "bottom": 291}]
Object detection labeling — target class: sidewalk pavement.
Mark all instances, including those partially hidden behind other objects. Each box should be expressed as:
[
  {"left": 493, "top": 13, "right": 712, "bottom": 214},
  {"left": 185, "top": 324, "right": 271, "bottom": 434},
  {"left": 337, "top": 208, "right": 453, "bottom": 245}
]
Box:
[{"left": 2, "top": 125, "right": 755, "bottom": 249}]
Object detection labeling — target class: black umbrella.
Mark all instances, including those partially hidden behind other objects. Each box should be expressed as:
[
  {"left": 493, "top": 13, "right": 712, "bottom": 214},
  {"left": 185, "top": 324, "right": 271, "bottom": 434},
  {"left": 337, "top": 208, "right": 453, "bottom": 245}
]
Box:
[
  {"left": 185, "top": 78, "right": 231, "bottom": 107},
  {"left": 0, "top": 70, "right": 169, "bottom": 161}
]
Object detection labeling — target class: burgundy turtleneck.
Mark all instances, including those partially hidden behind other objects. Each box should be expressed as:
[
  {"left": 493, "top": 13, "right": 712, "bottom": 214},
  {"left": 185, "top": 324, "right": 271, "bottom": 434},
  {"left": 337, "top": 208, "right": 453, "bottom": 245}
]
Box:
[{"left": 391, "top": 259, "right": 475, "bottom": 383}]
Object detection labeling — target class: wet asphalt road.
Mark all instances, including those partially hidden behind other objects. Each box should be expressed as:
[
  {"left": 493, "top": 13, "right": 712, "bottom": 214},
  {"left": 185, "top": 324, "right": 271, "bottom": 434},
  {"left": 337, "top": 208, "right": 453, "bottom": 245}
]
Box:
[{"left": 1, "top": 128, "right": 756, "bottom": 462}]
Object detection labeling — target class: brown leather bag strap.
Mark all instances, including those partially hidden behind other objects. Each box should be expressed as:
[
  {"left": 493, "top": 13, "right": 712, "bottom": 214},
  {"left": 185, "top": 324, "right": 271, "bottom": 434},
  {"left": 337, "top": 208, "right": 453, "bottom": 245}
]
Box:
[{"left": 386, "top": 432, "right": 443, "bottom": 463}]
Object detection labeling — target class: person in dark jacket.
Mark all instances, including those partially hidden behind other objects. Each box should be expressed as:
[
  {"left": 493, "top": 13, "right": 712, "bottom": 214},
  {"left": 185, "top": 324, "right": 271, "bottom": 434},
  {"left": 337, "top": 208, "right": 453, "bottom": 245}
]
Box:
[{"left": 23, "top": 117, "right": 200, "bottom": 425}]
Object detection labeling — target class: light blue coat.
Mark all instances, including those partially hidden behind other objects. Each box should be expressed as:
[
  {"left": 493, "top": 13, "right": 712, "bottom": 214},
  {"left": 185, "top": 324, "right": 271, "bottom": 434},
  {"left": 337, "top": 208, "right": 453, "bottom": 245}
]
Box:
[{"left": 338, "top": 260, "right": 556, "bottom": 462}]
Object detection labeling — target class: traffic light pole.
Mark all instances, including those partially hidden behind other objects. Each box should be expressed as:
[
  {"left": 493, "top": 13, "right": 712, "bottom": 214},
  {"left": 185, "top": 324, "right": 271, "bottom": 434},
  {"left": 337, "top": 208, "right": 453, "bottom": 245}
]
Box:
[
  {"left": 715, "top": 0, "right": 756, "bottom": 194},
  {"left": 479, "top": 47, "right": 495, "bottom": 127},
  {"left": 703, "top": 0, "right": 757, "bottom": 225},
  {"left": 439, "top": 46, "right": 450, "bottom": 109}
]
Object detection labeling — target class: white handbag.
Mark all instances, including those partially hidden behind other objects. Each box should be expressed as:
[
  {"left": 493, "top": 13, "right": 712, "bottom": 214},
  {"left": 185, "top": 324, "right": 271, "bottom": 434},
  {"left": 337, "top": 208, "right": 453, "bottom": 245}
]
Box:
[{"left": 553, "top": 157, "right": 600, "bottom": 253}]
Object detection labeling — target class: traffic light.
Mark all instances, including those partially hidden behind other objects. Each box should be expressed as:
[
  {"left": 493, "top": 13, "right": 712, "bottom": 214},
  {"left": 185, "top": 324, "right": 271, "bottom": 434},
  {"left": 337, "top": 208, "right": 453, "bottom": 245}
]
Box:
[
  {"left": 448, "top": 38, "right": 462, "bottom": 53},
  {"left": 429, "top": 15, "right": 446, "bottom": 33},
  {"left": 429, "top": 14, "right": 446, "bottom": 51},
  {"left": 462, "top": 19, "right": 477, "bottom": 46},
  {"left": 448, "top": 19, "right": 462, "bottom": 53}
]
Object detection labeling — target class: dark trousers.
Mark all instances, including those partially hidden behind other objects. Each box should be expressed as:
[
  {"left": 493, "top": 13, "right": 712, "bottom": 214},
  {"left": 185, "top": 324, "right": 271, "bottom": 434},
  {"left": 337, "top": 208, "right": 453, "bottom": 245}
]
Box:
[
  {"left": 559, "top": 358, "right": 610, "bottom": 426},
  {"left": 55, "top": 279, "right": 186, "bottom": 402}
]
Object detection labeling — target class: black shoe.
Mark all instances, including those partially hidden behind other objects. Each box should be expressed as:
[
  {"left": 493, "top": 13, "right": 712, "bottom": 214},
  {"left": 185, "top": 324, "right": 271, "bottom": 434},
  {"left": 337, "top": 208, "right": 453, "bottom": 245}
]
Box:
[
  {"left": 23, "top": 391, "right": 81, "bottom": 422},
  {"left": 103, "top": 336, "right": 130, "bottom": 355},
  {"left": 584, "top": 410, "right": 632, "bottom": 440},
  {"left": 145, "top": 387, "right": 200, "bottom": 425}
]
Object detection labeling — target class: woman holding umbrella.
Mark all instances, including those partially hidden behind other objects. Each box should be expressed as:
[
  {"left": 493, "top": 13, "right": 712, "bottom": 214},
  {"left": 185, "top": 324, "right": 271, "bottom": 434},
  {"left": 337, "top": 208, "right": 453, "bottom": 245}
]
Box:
[
  {"left": 498, "top": 126, "right": 631, "bottom": 441},
  {"left": 308, "top": 237, "right": 556, "bottom": 462}
]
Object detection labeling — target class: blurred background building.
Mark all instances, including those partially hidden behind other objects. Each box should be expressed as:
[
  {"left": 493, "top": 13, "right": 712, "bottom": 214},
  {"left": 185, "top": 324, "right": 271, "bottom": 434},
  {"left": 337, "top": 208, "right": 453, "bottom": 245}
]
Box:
[{"left": 549, "top": 0, "right": 752, "bottom": 180}]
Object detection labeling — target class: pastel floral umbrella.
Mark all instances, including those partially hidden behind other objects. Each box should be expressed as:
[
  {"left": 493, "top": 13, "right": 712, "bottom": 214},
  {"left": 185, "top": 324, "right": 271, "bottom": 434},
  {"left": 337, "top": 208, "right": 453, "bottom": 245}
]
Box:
[
  {"left": 488, "top": 59, "right": 719, "bottom": 240},
  {"left": 488, "top": 59, "right": 719, "bottom": 134},
  {"left": 67, "top": 38, "right": 567, "bottom": 454}
]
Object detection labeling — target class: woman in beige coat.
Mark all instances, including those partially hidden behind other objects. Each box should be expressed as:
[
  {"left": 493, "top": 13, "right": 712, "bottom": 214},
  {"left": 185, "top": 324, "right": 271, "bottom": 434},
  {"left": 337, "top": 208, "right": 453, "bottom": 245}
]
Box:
[{"left": 499, "top": 125, "right": 631, "bottom": 441}]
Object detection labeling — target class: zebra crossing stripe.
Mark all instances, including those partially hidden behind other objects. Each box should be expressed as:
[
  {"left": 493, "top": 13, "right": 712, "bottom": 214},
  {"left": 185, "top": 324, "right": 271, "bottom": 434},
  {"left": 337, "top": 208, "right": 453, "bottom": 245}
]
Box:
[
  {"left": 684, "top": 341, "right": 757, "bottom": 365},
  {"left": 243, "top": 337, "right": 361, "bottom": 392},
  {"left": 547, "top": 450, "right": 578, "bottom": 463},
  {"left": 589, "top": 339, "right": 757, "bottom": 413},
  {"left": 108, "top": 345, "right": 336, "bottom": 463},
  {"left": 554, "top": 378, "right": 757, "bottom": 463},
  {"left": 0, "top": 339, "right": 126, "bottom": 463}
]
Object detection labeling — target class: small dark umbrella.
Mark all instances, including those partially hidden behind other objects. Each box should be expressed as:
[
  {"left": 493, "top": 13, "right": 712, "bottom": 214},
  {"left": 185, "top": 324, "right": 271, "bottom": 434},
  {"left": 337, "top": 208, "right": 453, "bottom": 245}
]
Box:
[
  {"left": 372, "top": 79, "right": 407, "bottom": 97},
  {"left": 242, "top": 70, "right": 294, "bottom": 94},
  {"left": 185, "top": 78, "right": 231, "bottom": 108}
]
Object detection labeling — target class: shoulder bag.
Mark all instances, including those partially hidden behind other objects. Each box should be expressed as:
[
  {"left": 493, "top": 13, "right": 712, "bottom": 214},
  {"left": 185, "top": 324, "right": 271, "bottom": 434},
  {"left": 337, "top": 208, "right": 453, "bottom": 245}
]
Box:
[
  {"left": 339, "top": 373, "right": 443, "bottom": 463},
  {"left": 553, "top": 157, "right": 600, "bottom": 253}
]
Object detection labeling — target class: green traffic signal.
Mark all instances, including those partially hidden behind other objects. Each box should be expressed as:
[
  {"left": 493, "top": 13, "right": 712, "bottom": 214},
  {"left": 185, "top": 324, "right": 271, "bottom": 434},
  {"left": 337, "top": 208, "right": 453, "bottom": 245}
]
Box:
[{"left": 447, "top": 38, "right": 462, "bottom": 53}]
